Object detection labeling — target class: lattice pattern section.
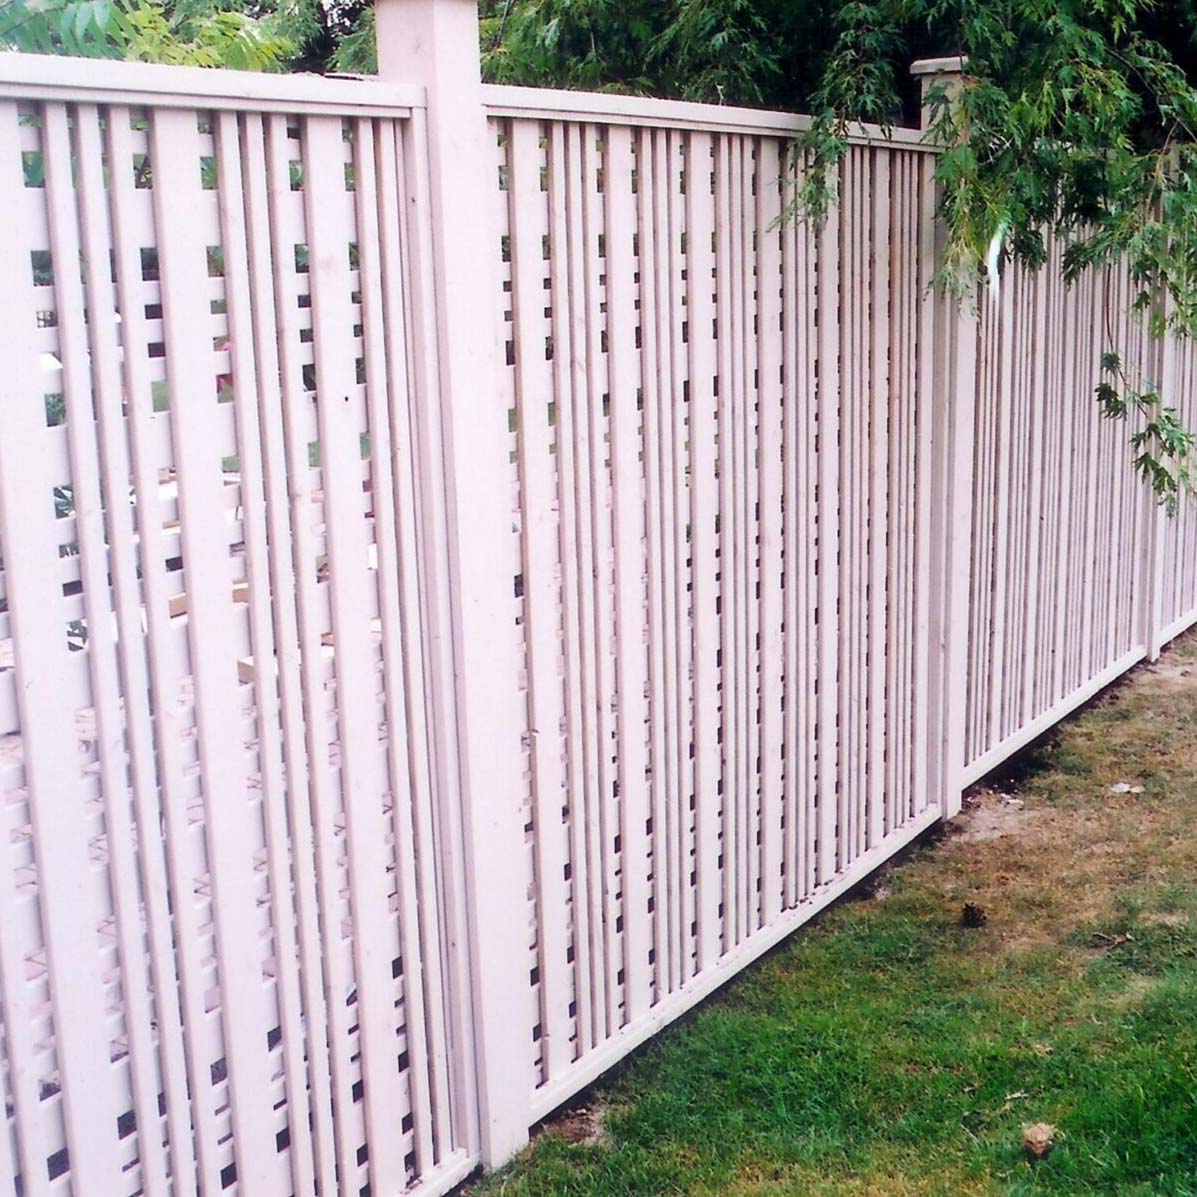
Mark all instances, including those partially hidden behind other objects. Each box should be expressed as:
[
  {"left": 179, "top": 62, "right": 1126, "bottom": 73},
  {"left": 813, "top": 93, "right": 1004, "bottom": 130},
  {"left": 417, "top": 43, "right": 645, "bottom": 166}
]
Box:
[
  {"left": 495, "top": 115, "right": 943, "bottom": 1108},
  {"left": 0, "top": 97, "right": 470, "bottom": 1197}
]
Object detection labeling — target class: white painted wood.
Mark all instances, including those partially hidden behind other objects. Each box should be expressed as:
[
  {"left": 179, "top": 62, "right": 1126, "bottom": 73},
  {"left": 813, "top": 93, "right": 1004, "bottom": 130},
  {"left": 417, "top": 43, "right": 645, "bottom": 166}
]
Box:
[
  {"left": 867, "top": 150, "right": 891, "bottom": 840},
  {"left": 107, "top": 101, "right": 215, "bottom": 1197},
  {"left": 240, "top": 109, "right": 339, "bottom": 1197},
  {"left": 639, "top": 124, "right": 672, "bottom": 987},
  {"left": 371, "top": 113, "right": 453, "bottom": 1170},
  {"left": 150, "top": 105, "right": 284, "bottom": 1196},
  {"left": 62, "top": 103, "right": 171, "bottom": 1197},
  {"left": 259, "top": 110, "right": 347, "bottom": 1197},
  {"left": 0, "top": 50, "right": 421, "bottom": 112},
  {"left": 1, "top": 99, "right": 127, "bottom": 1197},
  {"left": 483, "top": 84, "right": 937, "bottom": 148},
  {"left": 214, "top": 109, "right": 317, "bottom": 1197},
  {"left": 376, "top": 0, "right": 532, "bottom": 1164},
  {"left": 401, "top": 104, "right": 483, "bottom": 1162},
  {"left": 815, "top": 165, "right": 841, "bottom": 883},
  {"left": 686, "top": 130, "right": 723, "bottom": 969},
  {"left": 713, "top": 133, "right": 739, "bottom": 943},
  {"left": 579, "top": 124, "right": 620, "bottom": 1031},
  {"left": 756, "top": 139, "right": 785, "bottom": 921},
  {"left": 508, "top": 117, "right": 573, "bottom": 1074},
  {"left": 303, "top": 112, "right": 410, "bottom": 1197},
  {"left": 605, "top": 124, "right": 654, "bottom": 1020},
  {"left": 556, "top": 117, "right": 600, "bottom": 1057},
  {"left": 545, "top": 117, "right": 595, "bottom": 1064}
]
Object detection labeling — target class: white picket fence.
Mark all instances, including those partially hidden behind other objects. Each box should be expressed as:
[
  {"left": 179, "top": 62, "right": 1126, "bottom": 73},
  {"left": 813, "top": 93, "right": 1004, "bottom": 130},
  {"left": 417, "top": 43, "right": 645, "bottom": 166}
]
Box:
[{"left": 0, "top": 7, "right": 1193, "bottom": 1197}]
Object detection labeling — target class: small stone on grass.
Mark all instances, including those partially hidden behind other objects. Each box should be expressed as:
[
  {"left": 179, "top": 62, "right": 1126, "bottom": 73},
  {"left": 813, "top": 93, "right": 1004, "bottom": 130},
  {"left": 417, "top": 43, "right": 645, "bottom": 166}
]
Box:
[{"left": 1022, "top": 1122, "right": 1059, "bottom": 1160}]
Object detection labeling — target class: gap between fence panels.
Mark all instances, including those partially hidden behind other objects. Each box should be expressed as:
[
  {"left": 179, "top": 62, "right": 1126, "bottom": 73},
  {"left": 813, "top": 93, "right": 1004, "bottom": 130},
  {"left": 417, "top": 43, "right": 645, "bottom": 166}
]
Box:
[{"left": 0, "top": 10, "right": 1193, "bottom": 1197}]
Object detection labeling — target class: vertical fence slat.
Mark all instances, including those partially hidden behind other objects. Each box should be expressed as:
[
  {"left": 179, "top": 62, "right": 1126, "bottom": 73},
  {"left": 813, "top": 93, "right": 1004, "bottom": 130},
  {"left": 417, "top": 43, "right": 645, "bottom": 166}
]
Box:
[
  {"left": 815, "top": 168, "right": 840, "bottom": 883},
  {"left": 839, "top": 149, "right": 859, "bottom": 857},
  {"left": 728, "top": 132, "right": 749, "bottom": 938},
  {"left": 240, "top": 109, "right": 339, "bottom": 1196},
  {"left": 890, "top": 153, "right": 906, "bottom": 822},
  {"left": 867, "top": 150, "right": 891, "bottom": 840},
  {"left": 303, "top": 112, "right": 410, "bottom": 1197},
  {"left": 663, "top": 127, "right": 687, "bottom": 984},
  {"left": 756, "top": 138, "right": 784, "bottom": 922},
  {"left": 265, "top": 109, "right": 361, "bottom": 1193},
  {"left": 214, "top": 109, "right": 318, "bottom": 1197},
  {"left": 605, "top": 124, "right": 654, "bottom": 1020},
  {"left": 713, "top": 133, "right": 737, "bottom": 944},
  {"left": 780, "top": 150, "right": 801, "bottom": 906},
  {"left": 7, "top": 100, "right": 131, "bottom": 1197},
  {"left": 739, "top": 138, "right": 761, "bottom": 929},
  {"left": 547, "top": 117, "right": 595, "bottom": 1060},
  {"left": 559, "top": 119, "right": 600, "bottom": 1052},
  {"left": 64, "top": 103, "right": 173, "bottom": 1197},
  {"left": 375, "top": 114, "right": 452, "bottom": 1169},
  {"left": 687, "top": 129, "right": 722, "bottom": 967},
  {"left": 355, "top": 114, "right": 441, "bottom": 1177},
  {"left": 397, "top": 103, "right": 481, "bottom": 1160},
  {"left": 797, "top": 158, "right": 819, "bottom": 895},
  {"left": 648, "top": 126, "right": 675, "bottom": 984},
  {"left": 108, "top": 101, "right": 217, "bottom": 1197},
  {"left": 150, "top": 105, "right": 284, "bottom": 1195},
  {"left": 912, "top": 154, "right": 936, "bottom": 813},
  {"left": 580, "top": 123, "right": 619, "bottom": 1033},
  {"left": 508, "top": 118, "right": 572, "bottom": 1074}
]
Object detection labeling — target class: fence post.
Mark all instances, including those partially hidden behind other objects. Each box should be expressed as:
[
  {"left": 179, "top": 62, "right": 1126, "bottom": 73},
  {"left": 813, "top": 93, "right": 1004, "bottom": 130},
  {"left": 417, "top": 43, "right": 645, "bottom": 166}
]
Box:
[
  {"left": 913, "top": 56, "right": 977, "bottom": 820},
  {"left": 375, "top": 0, "right": 533, "bottom": 1167}
]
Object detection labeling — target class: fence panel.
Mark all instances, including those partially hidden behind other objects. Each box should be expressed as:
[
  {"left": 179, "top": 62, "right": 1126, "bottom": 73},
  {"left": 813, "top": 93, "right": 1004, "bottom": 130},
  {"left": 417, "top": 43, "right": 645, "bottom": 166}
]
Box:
[
  {"left": 0, "top": 78, "right": 477, "bottom": 1197},
  {"left": 1158, "top": 331, "right": 1197, "bottom": 641},
  {"left": 963, "top": 252, "right": 1157, "bottom": 784},
  {"left": 488, "top": 103, "right": 946, "bottom": 1116}
]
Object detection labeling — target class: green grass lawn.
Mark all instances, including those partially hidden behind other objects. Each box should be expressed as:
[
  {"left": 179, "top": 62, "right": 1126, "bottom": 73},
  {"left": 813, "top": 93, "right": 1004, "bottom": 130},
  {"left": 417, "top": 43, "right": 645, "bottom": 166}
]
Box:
[{"left": 468, "top": 632, "right": 1197, "bottom": 1197}]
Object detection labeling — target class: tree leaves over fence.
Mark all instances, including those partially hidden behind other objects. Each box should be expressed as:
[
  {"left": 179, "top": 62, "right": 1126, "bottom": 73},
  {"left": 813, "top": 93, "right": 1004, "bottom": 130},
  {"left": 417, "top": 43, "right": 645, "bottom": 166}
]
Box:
[{"left": 3, "top": 0, "right": 1197, "bottom": 505}]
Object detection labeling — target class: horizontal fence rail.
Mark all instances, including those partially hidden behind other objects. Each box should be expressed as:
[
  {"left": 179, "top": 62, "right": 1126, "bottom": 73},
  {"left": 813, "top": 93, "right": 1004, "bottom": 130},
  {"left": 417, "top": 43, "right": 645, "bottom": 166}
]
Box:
[{"left": 0, "top": 15, "right": 1195, "bottom": 1196}]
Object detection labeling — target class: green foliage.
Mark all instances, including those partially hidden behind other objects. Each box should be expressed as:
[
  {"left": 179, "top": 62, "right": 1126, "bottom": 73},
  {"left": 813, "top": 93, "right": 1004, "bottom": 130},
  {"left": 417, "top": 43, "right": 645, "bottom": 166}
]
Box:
[
  {"left": 794, "top": 0, "right": 1197, "bottom": 509},
  {"left": 478, "top": 0, "right": 661, "bottom": 92},
  {"left": 0, "top": 0, "right": 293, "bottom": 69},
  {"left": 650, "top": 0, "right": 781, "bottom": 104}
]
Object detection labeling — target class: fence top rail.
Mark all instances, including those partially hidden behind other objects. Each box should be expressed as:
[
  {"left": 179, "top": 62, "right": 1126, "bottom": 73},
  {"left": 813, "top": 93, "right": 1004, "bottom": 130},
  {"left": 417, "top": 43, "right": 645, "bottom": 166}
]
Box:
[
  {"left": 0, "top": 52, "right": 424, "bottom": 116},
  {"left": 483, "top": 82, "right": 936, "bottom": 149}
]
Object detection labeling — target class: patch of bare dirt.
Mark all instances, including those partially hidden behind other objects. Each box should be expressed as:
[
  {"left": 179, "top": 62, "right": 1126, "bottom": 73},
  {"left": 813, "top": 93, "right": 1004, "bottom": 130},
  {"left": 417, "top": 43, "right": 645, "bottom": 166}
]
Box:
[
  {"left": 1142, "top": 656, "right": 1197, "bottom": 690},
  {"left": 947, "top": 790, "right": 1041, "bottom": 843},
  {"left": 536, "top": 1102, "right": 609, "bottom": 1148},
  {"left": 925, "top": 632, "right": 1197, "bottom": 958}
]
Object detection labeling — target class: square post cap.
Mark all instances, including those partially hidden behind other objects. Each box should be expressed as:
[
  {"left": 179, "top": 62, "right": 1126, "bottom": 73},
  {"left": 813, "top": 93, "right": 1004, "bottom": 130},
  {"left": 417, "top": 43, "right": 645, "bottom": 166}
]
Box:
[{"left": 910, "top": 56, "right": 968, "bottom": 129}]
